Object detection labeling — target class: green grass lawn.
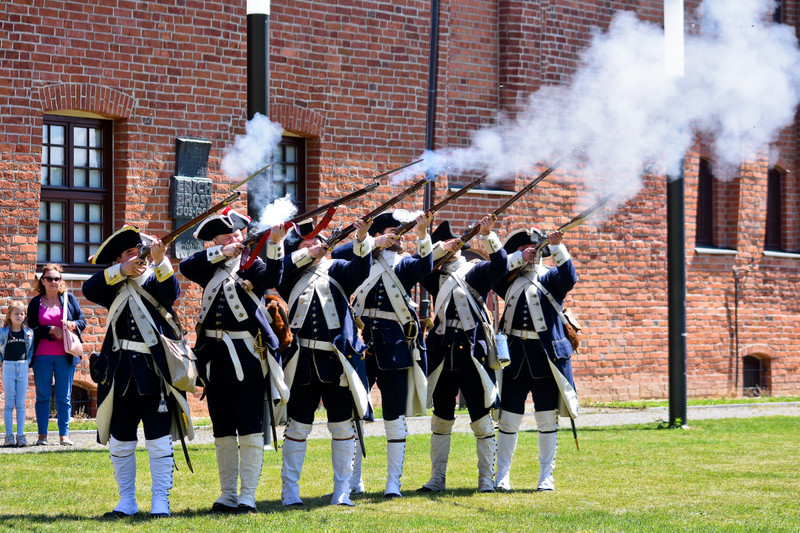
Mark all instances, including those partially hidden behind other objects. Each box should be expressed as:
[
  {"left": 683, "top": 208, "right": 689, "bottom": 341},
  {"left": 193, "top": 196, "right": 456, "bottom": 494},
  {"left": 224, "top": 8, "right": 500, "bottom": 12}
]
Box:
[{"left": 1, "top": 416, "right": 798, "bottom": 531}]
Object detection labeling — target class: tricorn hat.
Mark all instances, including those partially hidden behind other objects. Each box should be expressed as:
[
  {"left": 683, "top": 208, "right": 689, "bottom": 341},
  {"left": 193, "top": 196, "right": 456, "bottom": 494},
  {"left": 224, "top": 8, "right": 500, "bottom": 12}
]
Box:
[
  {"left": 90, "top": 225, "right": 144, "bottom": 265},
  {"left": 193, "top": 208, "right": 251, "bottom": 241},
  {"left": 369, "top": 212, "right": 402, "bottom": 236},
  {"left": 431, "top": 220, "right": 470, "bottom": 249},
  {"left": 284, "top": 218, "right": 319, "bottom": 256},
  {"left": 503, "top": 227, "right": 550, "bottom": 257}
]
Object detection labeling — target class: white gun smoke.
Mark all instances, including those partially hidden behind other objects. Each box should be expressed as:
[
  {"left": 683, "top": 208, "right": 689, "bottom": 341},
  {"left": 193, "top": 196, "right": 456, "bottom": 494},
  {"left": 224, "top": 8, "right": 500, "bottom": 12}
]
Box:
[
  {"left": 401, "top": 0, "right": 800, "bottom": 215},
  {"left": 220, "top": 113, "right": 287, "bottom": 222}
]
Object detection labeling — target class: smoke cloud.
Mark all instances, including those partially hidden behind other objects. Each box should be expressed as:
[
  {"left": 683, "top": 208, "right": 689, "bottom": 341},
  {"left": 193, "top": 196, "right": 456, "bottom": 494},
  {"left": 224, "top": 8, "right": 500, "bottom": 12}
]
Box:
[
  {"left": 252, "top": 194, "right": 298, "bottom": 233},
  {"left": 404, "top": 0, "right": 800, "bottom": 211},
  {"left": 220, "top": 113, "right": 285, "bottom": 219}
]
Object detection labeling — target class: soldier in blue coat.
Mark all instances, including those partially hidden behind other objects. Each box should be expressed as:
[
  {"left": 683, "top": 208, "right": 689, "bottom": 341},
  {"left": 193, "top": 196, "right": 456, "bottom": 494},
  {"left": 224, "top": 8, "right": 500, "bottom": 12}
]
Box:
[
  {"left": 276, "top": 218, "right": 373, "bottom": 507},
  {"left": 417, "top": 216, "right": 507, "bottom": 493},
  {"left": 179, "top": 208, "right": 288, "bottom": 514},
  {"left": 337, "top": 211, "right": 433, "bottom": 498},
  {"left": 83, "top": 226, "right": 191, "bottom": 518},
  {"left": 492, "top": 227, "right": 578, "bottom": 492}
]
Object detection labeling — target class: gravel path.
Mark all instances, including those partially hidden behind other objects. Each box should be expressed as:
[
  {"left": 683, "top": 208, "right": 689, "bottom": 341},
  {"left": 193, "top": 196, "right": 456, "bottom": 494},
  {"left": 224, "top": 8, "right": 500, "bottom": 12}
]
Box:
[{"left": 2, "top": 401, "right": 797, "bottom": 454}]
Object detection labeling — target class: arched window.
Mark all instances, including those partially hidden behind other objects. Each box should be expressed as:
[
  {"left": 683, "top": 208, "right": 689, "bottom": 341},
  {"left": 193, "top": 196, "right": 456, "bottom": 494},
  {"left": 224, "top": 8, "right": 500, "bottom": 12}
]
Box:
[{"left": 742, "top": 355, "right": 767, "bottom": 397}]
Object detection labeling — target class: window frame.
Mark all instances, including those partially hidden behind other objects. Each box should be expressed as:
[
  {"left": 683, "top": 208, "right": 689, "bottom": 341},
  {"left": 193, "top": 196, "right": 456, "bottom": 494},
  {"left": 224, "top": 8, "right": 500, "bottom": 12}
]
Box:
[
  {"left": 273, "top": 136, "right": 306, "bottom": 214},
  {"left": 39, "top": 115, "right": 113, "bottom": 272}
]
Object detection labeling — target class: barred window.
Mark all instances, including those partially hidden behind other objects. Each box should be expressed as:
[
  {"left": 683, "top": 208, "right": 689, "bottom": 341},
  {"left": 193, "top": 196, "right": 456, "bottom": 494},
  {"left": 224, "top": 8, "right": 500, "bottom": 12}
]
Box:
[
  {"left": 273, "top": 136, "right": 306, "bottom": 213},
  {"left": 39, "top": 115, "right": 112, "bottom": 270}
]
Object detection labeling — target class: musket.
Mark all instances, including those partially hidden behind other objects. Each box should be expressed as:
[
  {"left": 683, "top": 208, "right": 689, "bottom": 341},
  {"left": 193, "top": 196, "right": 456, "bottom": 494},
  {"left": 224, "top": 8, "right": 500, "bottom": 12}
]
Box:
[
  {"left": 242, "top": 181, "right": 381, "bottom": 249},
  {"left": 432, "top": 151, "right": 576, "bottom": 270},
  {"left": 506, "top": 192, "right": 613, "bottom": 281},
  {"left": 325, "top": 176, "right": 430, "bottom": 249},
  {"left": 241, "top": 160, "right": 423, "bottom": 268},
  {"left": 374, "top": 174, "right": 489, "bottom": 251},
  {"left": 135, "top": 164, "right": 270, "bottom": 262}
]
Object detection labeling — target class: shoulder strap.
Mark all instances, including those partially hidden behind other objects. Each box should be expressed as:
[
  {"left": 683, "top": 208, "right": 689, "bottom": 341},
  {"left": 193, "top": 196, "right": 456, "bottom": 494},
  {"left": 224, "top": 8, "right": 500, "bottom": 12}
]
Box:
[
  {"left": 531, "top": 279, "right": 568, "bottom": 325},
  {"left": 129, "top": 282, "right": 184, "bottom": 337}
]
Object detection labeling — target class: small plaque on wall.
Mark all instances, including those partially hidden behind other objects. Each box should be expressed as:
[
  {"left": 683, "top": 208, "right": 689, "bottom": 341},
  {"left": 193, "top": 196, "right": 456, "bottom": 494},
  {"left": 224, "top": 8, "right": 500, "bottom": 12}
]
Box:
[
  {"left": 172, "top": 221, "right": 205, "bottom": 259},
  {"left": 170, "top": 176, "right": 214, "bottom": 219},
  {"left": 175, "top": 137, "right": 211, "bottom": 178}
]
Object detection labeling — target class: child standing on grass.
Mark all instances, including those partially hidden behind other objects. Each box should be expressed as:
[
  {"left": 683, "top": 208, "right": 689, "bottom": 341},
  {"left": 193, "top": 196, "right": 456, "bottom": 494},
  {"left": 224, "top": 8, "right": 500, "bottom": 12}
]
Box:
[{"left": 1, "top": 301, "right": 35, "bottom": 448}]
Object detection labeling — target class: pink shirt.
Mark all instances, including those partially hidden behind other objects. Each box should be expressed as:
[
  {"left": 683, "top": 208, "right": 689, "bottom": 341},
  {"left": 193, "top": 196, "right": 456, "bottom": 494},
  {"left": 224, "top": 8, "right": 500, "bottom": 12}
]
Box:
[{"left": 35, "top": 304, "right": 66, "bottom": 356}]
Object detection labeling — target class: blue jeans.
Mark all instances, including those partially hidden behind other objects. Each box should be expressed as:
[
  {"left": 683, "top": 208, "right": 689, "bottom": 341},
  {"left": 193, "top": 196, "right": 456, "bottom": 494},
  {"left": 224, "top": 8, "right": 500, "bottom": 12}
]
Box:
[
  {"left": 2, "top": 360, "right": 29, "bottom": 436},
  {"left": 32, "top": 356, "right": 75, "bottom": 436}
]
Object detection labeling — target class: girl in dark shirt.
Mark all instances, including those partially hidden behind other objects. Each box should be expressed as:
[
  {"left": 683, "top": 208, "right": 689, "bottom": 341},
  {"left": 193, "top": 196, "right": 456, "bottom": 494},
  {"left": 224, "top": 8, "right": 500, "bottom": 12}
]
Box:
[{"left": 1, "top": 301, "right": 35, "bottom": 447}]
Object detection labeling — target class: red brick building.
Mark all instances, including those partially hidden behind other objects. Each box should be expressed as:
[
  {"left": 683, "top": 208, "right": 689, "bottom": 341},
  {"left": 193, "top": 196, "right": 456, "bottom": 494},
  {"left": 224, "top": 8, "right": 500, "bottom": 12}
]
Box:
[{"left": 1, "top": 0, "right": 798, "bottom": 419}]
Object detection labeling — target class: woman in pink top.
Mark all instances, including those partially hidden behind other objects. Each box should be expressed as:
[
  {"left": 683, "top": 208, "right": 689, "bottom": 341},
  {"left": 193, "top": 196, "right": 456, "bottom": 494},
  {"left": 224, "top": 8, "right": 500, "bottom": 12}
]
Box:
[{"left": 27, "top": 263, "right": 86, "bottom": 446}]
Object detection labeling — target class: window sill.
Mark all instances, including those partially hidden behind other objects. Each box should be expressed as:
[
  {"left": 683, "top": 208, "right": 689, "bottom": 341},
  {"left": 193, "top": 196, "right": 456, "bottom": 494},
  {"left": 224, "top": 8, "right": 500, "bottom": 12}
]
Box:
[
  {"left": 763, "top": 250, "right": 800, "bottom": 259},
  {"left": 694, "top": 247, "right": 738, "bottom": 256}
]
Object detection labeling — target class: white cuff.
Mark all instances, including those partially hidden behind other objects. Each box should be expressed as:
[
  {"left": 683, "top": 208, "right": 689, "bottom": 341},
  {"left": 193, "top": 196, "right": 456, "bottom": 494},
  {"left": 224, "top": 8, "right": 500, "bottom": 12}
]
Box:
[
  {"left": 550, "top": 244, "right": 570, "bottom": 266},
  {"left": 507, "top": 250, "right": 526, "bottom": 271},
  {"left": 481, "top": 232, "right": 502, "bottom": 254},
  {"left": 153, "top": 257, "right": 175, "bottom": 282},
  {"left": 207, "top": 245, "right": 226, "bottom": 264},
  {"left": 291, "top": 248, "right": 313, "bottom": 268},
  {"left": 266, "top": 240, "right": 284, "bottom": 261},
  {"left": 432, "top": 241, "right": 447, "bottom": 261},
  {"left": 104, "top": 264, "right": 125, "bottom": 285},
  {"left": 417, "top": 235, "right": 432, "bottom": 257},
  {"left": 353, "top": 235, "right": 373, "bottom": 257}
]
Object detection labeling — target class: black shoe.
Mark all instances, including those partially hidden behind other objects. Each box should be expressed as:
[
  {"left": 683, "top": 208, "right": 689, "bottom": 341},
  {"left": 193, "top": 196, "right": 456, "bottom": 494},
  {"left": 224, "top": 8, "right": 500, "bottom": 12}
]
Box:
[
  {"left": 237, "top": 504, "right": 257, "bottom": 514},
  {"left": 210, "top": 502, "right": 238, "bottom": 514},
  {"left": 479, "top": 488, "right": 495, "bottom": 494},
  {"left": 416, "top": 486, "right": 436, "bottom": 493},
  {"left": 103, "top": 510, "right": 135, "bottom": 519},
  {"left": 384, "top": 492, "right": 402, "bottom": 499},
  {"left": 150, "top": 513, "right": 170, "bottom": 518}
]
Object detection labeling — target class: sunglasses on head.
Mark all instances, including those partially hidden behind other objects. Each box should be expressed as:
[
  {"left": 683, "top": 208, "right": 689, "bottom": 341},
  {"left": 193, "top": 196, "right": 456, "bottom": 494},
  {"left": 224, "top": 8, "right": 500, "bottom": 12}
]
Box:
[{"left": 42, "top": 276, "right": 61, "bottom": 282}]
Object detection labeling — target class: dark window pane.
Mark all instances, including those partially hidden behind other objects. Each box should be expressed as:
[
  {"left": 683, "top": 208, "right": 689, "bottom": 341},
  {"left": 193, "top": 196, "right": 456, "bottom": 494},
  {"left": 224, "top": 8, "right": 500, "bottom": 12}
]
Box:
[
  {"left": 764, "top": 167, "right": 782, "bottom": 251},
  {"left": 695, "top": 158, "right": 715, "bottom": 247}
]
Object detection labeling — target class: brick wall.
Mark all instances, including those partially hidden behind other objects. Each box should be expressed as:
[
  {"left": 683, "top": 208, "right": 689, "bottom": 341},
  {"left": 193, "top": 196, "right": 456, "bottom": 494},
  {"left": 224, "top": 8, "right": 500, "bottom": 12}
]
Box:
[{"left": 1, "top": 0, "right": 799, "bottom": 424}]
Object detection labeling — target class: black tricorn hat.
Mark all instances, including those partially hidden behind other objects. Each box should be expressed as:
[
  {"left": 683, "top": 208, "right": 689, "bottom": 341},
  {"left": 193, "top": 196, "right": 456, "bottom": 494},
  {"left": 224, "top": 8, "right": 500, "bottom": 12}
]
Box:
[
  {"left": 369, "top": 212, "right": 401, "bottom": 236},
  {"left": 503, "top": 227, "right": 550, "bottom": 257},
  {"left": 284, "top": 218, "right": 319, "bottom": 256},
  {"left": 431, "top": 220, "right": 470, "bottom": 249},
  {"left": 193, "top": 208, "right": 251, "bottom": 241},
  {"left": 90, "top": 225, "right": 143, "bottom": 265}
]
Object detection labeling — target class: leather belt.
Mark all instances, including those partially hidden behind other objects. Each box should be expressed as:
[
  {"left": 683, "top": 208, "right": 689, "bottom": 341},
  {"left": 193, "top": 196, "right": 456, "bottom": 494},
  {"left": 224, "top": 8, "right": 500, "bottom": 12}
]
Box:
[
  {"left": 362, "top": 308, "right": 398, "bottom": 321},
  {"left": 298, "top": 338, "right": 336, "bottom": 352},
  {"left": 119, "top": 339, "right": 150, "bottom": 352},
  {"left": 510, "top": 328, "right": 539, "bottom": 340},
  {"left": 445, "top": 319, "right": 465, "bottom": 330}
]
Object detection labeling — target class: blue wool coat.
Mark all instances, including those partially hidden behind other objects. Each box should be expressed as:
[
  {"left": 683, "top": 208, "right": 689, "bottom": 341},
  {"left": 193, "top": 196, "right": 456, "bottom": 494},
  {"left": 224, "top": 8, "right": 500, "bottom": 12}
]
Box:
[{"left": 82, "top": 269, "right": 181, "bottom": 405}]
